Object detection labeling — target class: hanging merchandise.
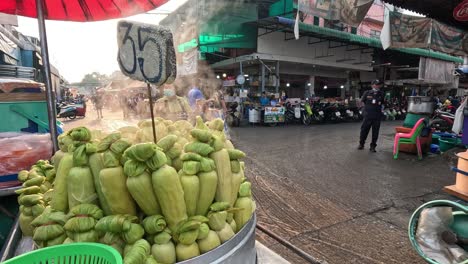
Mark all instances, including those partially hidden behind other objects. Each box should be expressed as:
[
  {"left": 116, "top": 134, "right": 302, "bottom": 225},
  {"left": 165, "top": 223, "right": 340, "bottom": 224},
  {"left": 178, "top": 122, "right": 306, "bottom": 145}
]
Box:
[
  {"left": 452, "top": 98, "right": 467, "bottom": 134},
  {"left": 381, "top": 11, "right": 468, "bottom": 56},
  {"left": 177, "top": 48, "right": 199, "bottom": 76},
  {"left": 430, "top": 21, "right": 468, "bottom": 56},
  {"left": 388, "top": 11, "right": 432, "bottom": 49},
  {"left": 296, "top": 0, "right": 373, "bottom": 27}
]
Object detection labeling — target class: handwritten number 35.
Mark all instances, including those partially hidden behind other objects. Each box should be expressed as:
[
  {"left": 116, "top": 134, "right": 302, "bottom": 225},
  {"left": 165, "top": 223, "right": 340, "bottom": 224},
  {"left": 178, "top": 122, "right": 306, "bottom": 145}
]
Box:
[{"left": 119, "top": 22, "right": 163, "bottom": 83}]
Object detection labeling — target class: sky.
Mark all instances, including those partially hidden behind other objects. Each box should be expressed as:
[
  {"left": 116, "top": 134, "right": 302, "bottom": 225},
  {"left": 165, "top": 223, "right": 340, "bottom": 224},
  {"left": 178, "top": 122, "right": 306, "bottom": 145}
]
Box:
[{"left": 16, "top": 0, "right": 187, "bottom": 83}]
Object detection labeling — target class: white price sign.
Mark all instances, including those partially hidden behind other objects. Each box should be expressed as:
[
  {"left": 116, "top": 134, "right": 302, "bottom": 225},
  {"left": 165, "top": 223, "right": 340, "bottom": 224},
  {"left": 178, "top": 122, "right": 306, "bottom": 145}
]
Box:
[{"left": 117, "top": 21, "right": 177, "bottom": 85}]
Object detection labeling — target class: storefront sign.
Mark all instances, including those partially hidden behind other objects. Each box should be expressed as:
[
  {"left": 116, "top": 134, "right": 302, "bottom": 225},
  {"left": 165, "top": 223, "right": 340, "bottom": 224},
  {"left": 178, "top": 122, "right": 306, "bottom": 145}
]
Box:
[
  {"left": 454, "top": 0, "right": 468, "bottom": 22},
  {"left": 223, "top": 79, "right": 236, "bottom": 87},
  {"left": 264, "top": 107, "right": 285, "bottom": 123},
  {"left": 117, "top": 21, "right": 177, "bottom": 85}
]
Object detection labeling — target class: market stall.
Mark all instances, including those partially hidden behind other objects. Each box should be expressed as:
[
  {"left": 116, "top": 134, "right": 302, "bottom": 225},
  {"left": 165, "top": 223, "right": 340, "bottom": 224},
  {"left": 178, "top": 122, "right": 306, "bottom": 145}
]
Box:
[
  {"left": 0, "top": 2, "right": 259, "bottom": 262},
  {"left": 1, "top": 117, "right": 257, "bottom": 264}
]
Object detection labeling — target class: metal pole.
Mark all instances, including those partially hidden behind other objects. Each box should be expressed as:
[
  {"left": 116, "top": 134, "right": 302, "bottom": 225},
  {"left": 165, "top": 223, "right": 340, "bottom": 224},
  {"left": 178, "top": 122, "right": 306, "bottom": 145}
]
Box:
[
  {"left": 275, "top": 61, "right": 280, "bottom": 93},
  {"left": 36, "top": 0, "right": 58, "bottom": 152},
  {"left": 256, "top": 223, "right": 324, "bottom": 264},
  {"left": 240, "top": 61, "right": 244, "bottom": 90},
  {"left": 261, "top": 63, "right": 265, "bottom": 93},
  {"left": 147, "top": 83, "right": 157, "bottom": 143}
]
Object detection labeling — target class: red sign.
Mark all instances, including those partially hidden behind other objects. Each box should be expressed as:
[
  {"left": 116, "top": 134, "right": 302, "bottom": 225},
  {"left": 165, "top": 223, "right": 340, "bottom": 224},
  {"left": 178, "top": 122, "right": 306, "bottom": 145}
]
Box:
[{"left": 454, "top": 0, "right": 468, "bottom": 21}]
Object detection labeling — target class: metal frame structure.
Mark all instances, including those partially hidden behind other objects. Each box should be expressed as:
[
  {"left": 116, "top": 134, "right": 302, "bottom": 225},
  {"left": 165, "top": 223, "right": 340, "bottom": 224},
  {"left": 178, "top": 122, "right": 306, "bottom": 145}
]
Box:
[
  {"left": 251, "top": 16, "right": 376, "bottom": 66},
  {"left": 251, "top": 17, "right": 377, "bottom": 55}
]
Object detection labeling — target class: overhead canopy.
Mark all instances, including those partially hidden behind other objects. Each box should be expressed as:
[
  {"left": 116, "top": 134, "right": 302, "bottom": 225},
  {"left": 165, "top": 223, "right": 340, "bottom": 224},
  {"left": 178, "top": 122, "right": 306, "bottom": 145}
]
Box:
[
  {"left": 250, "top": 17, "right": 464, "bottom": 64},
  {"left": 383, "top": 0, "right": 467, "bottom": 29},
  {"left": 0, "top": 0, "right": 168, "bottom": 21}
]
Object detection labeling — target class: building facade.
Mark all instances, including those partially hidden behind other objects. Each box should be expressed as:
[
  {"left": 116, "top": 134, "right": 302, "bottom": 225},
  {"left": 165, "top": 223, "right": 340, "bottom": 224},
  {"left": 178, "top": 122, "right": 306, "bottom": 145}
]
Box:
[
  {"left": 0, "top": 13, "right": 64, "bottom": 99},
  {"left": 161, "top": 0, "right": 463, "bottom": 100}
]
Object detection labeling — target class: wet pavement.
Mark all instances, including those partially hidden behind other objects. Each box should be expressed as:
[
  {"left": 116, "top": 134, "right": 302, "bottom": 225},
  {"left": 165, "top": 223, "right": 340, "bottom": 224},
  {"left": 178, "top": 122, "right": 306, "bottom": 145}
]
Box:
[{"left": 230, "top": 122, "right": 458, "bottom": 264}]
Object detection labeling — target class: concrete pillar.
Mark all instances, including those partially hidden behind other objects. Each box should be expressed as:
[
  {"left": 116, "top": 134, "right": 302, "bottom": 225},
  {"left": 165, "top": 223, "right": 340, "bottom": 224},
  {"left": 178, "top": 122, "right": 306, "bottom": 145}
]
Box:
[{"left": 309, "top": 76, "right": 315, "bottom": 97}]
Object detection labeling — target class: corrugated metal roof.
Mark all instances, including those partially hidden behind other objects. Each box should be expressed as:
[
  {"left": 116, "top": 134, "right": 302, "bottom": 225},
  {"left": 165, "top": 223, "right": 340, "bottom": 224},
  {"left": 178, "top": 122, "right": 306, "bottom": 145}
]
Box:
[{"left": 276, "top": 17, "right": 464, "bottom": 64}]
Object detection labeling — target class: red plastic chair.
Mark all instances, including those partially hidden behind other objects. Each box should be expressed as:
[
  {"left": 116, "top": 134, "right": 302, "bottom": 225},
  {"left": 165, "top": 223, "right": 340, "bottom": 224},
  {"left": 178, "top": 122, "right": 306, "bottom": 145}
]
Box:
[{"left": 393, "top": 118, "right": 426, "bottom": 160}]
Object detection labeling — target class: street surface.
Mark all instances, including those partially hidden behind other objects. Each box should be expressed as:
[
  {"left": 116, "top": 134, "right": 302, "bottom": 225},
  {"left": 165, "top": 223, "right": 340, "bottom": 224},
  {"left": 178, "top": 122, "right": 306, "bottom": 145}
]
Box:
[
  {"left": 231, "top": 122, "right": 456, "bottom": 264},
  {"left": 67, "top": 108, "right": 458, "bottom": 263}
]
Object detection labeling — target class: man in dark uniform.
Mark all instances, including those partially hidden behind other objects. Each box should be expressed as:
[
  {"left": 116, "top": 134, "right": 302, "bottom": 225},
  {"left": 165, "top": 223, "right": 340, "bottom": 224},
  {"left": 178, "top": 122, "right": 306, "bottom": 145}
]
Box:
[{"left": 358, "top": 79, "right": 384, "bottom": 152}]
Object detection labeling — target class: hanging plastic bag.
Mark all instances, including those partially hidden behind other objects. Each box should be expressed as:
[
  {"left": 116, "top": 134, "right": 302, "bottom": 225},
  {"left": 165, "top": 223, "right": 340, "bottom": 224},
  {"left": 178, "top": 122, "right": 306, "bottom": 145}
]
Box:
[
  {"left": 0, "top": 133, "right": 52, "bottom": 180},
  {"left": 416, "top": 207, "right": 468, "bottom": 264},
  {"left": 452, "top": 98, "right": 467, "bottom": 134}
]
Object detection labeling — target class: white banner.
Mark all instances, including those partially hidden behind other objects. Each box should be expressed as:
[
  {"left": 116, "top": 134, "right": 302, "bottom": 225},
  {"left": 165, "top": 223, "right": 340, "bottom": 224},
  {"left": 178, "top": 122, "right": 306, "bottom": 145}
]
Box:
[{"left": 177, "top": 48, "right": 198, "bottom": 76}]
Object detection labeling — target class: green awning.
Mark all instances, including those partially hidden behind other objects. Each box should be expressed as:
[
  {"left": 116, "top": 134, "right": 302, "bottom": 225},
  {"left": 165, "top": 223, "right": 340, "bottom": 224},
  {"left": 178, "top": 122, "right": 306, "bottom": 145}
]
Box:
[{"left": 280, "top": 18, "right": 464, "bottom": 64}]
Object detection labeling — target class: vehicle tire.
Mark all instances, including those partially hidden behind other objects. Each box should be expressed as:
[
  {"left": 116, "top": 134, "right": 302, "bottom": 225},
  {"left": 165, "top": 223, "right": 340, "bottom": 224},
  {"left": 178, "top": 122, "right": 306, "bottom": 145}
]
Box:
[
  {"left": 302, "top": 116, "right": 311, "bottom": 126},
  {"left": 267, "top": 122, "right": 277, "bottom": 127},
  {"left": 233, "top": 118, "right": 240, "bottom": 127},
  {"left": 68, "top": 112, "right": 77, "bottom": 120},
  {"left": 431, "top": 119, "right": 450, "bottom": 132},
  {"left": 285, "top": 112, "right": 294, "bottom": 124}
]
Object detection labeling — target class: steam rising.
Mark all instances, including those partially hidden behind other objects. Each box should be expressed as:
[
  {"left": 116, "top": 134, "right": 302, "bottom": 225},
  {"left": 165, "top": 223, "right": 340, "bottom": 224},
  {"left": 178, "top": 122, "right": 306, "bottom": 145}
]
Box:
[{"left": 161, "top": 0, "right": 247, "bottom": 98}]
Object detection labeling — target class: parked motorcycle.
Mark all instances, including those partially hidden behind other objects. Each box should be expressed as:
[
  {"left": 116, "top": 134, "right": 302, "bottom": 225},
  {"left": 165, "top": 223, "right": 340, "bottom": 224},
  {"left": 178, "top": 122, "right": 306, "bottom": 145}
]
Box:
[
  {"left": 285, "top": 102, "right": 302, "bottom": 124},
  {"left": 383, "top": 108, "right": 396, "bottom": 121},
  {"left": 431, "top": 109, "right": 454, "bottom": 132},
  {"left": 322, "top": 103, "right": 343, "bottom": 123},
  {"left": 309, "top": 101, "right": 325, "bottom": 124},
  {"left": 300, "top": 101, "right": 312, "bottom": 125},
  {"left": 56, "top": 101, "right": 86, "bottom": 120},
  {"left": 226, "top": 102, "right": 240, "bottom": 127},
  {"left": 348, "top": 106, "right": 363, "bottom": 121},
  {"left": 338, "top": 104, "right": 360, "bottom": 122},
  {"left": 393, "top": 105, "right": 405, "bottom": 120}
]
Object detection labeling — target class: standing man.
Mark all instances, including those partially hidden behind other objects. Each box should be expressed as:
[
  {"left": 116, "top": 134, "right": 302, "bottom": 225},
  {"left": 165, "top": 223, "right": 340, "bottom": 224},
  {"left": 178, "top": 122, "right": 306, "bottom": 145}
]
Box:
[
  {"left": 154, "top": 84, "right": 192, "bottom": 121},
  {"left": 358, "top": 79, "right": 384, "bottom": 152}
]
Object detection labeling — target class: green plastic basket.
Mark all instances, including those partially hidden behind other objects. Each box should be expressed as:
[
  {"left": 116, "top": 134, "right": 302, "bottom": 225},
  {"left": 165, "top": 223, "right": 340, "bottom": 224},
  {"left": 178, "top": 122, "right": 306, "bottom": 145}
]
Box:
[
  {"left": 439, "top": 137, "right": 461, "bottom": 152},
  {"left": 408, "top": 200, "right": 468, "bottom": 264},
  {"left": 2, "top": 243, "right": 123, "bottom": 264}
]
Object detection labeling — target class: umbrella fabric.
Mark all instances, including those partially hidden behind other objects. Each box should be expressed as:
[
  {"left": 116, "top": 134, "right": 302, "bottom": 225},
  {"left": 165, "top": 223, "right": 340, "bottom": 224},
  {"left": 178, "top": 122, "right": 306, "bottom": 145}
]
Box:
[{"left": 0, "top": 0, "right": 168, "bottom": 21}]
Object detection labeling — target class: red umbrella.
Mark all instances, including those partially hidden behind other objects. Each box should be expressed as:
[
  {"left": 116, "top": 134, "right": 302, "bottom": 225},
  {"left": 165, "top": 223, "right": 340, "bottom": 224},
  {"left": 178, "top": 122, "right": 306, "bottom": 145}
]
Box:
[
  {"left": 0, "top": 0, "right": 168, "bottom": 21},
  {"left": 0, "top": 0, "right": 169, "bottom": 151}
]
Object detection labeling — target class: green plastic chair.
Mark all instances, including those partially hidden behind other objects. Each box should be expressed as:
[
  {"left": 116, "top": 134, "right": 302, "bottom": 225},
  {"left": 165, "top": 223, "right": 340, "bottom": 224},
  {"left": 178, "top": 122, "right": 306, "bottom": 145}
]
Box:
[
  {"left": 393, "top": 118, "right": 426, "bottom": 160},
  {"left": 2, "top": 243, "right": 123, "bottom": 264}
]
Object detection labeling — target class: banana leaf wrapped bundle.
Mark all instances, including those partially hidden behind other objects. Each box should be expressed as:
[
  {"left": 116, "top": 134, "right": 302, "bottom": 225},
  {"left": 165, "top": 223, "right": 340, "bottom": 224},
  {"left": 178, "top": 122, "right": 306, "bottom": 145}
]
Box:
[
  {"left": 151, "top": 229, "right": 176, "bottom": 264},
  {"left": 123, "top": 143, "right": 163, "bottom": 215},
  {"left": 64, "top": 204, "right": 103, "bottom": 243},
  {"left": 98, "top": 135, "right": 136, "bottom": 215},
  {"left": 31, "top": 207, "right": 67, "bottom": 247},
  {"left": 123, "top": 239, "right": 151, "bottom": 264},
  {"left": 66, "top": 127, "right": 100, "bottom": 209},
  {"left": 95, "top": 215, "right": 138, "bottom": 233}
]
